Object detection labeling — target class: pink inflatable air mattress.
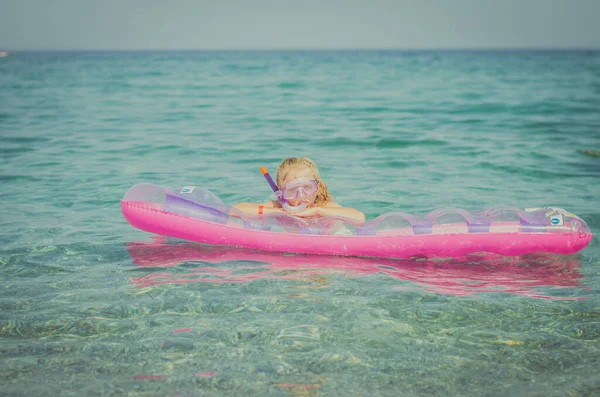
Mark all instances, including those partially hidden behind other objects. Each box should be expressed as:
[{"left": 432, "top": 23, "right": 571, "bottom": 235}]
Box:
[{"left": 121, "top": 184, "right": 593, "bottom": 258}]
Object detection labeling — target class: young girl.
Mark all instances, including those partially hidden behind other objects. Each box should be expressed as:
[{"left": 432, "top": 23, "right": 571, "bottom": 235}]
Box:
[{"left": 234, "top": 157, "right": 365, "bottom": 223}]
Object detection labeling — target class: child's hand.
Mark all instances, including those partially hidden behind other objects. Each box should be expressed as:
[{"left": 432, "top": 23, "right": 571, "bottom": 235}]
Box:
[{"left": 292, "top": 207, "right": 324, "bottom": 219}]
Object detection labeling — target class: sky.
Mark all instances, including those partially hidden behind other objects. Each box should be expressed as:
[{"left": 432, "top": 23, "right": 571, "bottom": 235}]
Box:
[{"left": 1, "top": 0, "right": 599, "bottom": 50}]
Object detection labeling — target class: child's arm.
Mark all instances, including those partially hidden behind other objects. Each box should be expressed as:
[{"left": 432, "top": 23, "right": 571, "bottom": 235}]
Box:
[
  {"left": 232, "top": 201, "right": 365, "bottom": 224},
  {"left": 232, "top": 201, "right": 284, "bottom": 216}
]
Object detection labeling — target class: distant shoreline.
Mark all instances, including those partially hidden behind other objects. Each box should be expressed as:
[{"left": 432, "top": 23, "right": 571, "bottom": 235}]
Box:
[{"left": 2, "top": 48, "right": 599, "bottom": 53}]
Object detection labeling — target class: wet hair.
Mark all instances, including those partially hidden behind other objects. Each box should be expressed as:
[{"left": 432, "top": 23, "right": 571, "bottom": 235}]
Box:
[{"left": 276, "top": 157, "right": 333, "bottom": 206}]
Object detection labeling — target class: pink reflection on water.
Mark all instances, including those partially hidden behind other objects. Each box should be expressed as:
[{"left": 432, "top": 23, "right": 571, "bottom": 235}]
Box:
[
  {"left": 134, "top": 375, "right": 167, "bottom": 381},
  {"left": 195, "top": 372, "right": 218, "bottom": 377},
  {"left": 172, "top": 328, "right": 192, "bottom": 333},
  {"left": 126, "top": 237, "right": 585, "bottom": 300}
]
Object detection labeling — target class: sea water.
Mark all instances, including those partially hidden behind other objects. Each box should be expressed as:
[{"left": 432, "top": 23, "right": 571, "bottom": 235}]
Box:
[{"left": 1, "top": 50, "right": 599, "bottom": 396}]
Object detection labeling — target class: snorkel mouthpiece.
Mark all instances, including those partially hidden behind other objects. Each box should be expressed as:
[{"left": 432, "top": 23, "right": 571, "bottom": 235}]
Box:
[{"left": 261, "top": 166, "right": 307, "bottom": 213}]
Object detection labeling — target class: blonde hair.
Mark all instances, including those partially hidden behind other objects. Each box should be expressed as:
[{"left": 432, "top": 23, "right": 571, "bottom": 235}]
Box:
[{"left": 276, "top": 157, "right": 332, "bottom": 206}]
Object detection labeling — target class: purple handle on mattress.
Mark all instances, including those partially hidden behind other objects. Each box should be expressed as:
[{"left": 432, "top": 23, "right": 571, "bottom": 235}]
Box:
[{"left": 165, "top": 193, "right": 229, "bottom": 223}]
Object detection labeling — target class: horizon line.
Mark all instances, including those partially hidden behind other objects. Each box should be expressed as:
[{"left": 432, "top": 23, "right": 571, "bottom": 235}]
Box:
[{"left": 1, "top": 46, "right": 599, "bottom": 53}]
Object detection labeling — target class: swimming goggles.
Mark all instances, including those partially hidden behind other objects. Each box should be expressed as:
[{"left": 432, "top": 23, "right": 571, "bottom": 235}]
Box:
[{"left": 281, "top": 179, "right": 318, "bottom": 201}]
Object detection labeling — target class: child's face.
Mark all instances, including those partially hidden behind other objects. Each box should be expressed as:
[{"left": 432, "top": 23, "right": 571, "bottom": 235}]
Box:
[{"left": 281, "top": 167, "right": 318, "bottom": 208}]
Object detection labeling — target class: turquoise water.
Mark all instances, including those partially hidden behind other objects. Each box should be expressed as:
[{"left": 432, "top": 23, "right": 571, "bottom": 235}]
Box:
[{"left": 1, "top": 50, "right": 599, "bottom": 396}]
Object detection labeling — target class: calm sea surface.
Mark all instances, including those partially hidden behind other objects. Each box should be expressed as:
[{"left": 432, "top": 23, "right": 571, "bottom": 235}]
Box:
[{"left": 1, "top": 50, "right": 599, "bottom": 396}]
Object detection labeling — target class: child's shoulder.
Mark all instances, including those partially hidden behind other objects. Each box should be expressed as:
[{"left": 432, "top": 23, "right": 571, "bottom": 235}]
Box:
[{"left": 324, "top": 201, "right": 342, "bottom": 208}]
